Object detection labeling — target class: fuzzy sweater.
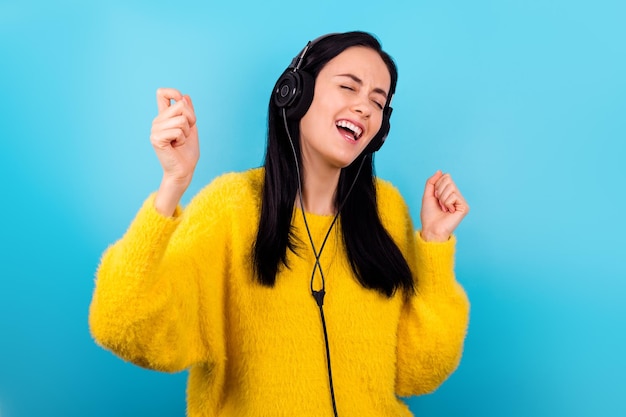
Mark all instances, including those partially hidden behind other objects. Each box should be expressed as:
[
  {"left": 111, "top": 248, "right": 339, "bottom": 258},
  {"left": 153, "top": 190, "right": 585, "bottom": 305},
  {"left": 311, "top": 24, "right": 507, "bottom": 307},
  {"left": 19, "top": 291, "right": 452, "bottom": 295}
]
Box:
[{"left": 89, "top": 168, "right": 470, "bottom": 417}]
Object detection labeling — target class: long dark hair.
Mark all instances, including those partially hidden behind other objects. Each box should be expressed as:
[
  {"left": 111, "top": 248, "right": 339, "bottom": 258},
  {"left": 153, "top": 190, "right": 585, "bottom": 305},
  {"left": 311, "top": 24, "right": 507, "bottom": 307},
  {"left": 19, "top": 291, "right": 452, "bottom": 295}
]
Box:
[{"left": 253, "top": 31, "right": 414, "bottom": 297}]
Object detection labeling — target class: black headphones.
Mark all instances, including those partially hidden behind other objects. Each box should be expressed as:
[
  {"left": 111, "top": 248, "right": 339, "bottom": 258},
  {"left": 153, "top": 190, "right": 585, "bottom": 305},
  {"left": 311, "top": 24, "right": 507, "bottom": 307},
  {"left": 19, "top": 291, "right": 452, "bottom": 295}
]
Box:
[{"left": 272, "top": 34, "right": 393, "bottom": 153}]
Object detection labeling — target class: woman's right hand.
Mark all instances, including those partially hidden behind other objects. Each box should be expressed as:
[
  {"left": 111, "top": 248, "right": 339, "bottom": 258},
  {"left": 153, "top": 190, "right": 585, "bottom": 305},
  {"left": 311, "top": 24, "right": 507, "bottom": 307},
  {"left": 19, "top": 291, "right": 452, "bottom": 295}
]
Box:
[{"left": 150, "top": 88, "right": 199, "bottom": 216}]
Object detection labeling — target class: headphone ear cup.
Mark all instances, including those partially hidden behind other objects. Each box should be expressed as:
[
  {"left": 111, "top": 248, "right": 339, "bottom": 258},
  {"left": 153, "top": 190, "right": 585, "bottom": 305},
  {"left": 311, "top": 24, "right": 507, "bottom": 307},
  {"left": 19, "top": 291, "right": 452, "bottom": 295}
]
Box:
[
  {"left": 367, "top": 106, "right": 392, "bottom": 153},
  {"left": 273, "top": 70, "right": 315, "bottom": 120},
  {"left": 273, "top": 71, "right": 298, "bottom": 109}
]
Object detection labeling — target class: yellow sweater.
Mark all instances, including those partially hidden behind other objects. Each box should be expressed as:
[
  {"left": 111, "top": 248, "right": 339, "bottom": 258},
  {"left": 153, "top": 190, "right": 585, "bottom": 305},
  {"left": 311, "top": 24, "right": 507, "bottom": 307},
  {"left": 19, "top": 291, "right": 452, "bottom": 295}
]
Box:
[{"left": 89, "top": 168, "right": 469, "bottom": 417}]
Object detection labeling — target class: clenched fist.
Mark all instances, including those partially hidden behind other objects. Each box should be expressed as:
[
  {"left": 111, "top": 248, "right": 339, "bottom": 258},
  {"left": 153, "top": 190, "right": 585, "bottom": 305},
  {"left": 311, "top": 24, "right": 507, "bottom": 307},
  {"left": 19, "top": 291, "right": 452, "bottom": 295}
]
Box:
[{"left": 420, "top": 171, "right": 470, "bottom": 242}]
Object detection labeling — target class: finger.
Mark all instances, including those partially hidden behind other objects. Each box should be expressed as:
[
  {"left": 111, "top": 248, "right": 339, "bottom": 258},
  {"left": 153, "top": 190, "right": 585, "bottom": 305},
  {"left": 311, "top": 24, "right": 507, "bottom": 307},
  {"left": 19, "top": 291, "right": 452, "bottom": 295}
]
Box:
[
  {"left": 150, "top": 128, "right": 185, "bottom": 149},
  {"left": 436, "top": 175, "right": 467, "bottom": 207},
  {"left": 156, "top": 88, "right": 183, "bottom": 113},
  {"left": 153, "top": 115, "right": 191, "bottom": 138},
  {"left": 435, "top": 174, "right": 461, "bottom": 202},
  {"left": 433, "top": 173, "right": 465, "bottom": 213},
  {"left": 155, "top": 100, "right": 196, "bottom": 127},
  {"left": 434, "top": 173, "right": 452, "bottom": 192},
  {"left": 155, "top": 98, "right": 186, "bottom": 120},
  {"left": 444, "top": 192, "right": 470, "bottom": 215},
  {"left": 423, "top": 170, "right": 444, "bottom": 199},
  {"left": 436, "top": 181, "right": 456, "bottom": 203},
  {"left": 441, "top": 192, "right": 459, "bottom": 213},
  {"left": 438, "top": 181, "right": 465, "bottom": 213},
  {"left": 182, "top": 95, "right": 197, "bottom": 127}
]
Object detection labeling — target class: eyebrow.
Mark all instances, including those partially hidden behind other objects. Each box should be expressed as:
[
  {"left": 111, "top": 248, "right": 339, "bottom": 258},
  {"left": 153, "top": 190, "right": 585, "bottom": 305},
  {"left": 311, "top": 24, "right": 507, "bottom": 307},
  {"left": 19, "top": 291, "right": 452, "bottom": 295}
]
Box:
[{"left": 336, "top": 73, "right": 388, "bottom": 99}]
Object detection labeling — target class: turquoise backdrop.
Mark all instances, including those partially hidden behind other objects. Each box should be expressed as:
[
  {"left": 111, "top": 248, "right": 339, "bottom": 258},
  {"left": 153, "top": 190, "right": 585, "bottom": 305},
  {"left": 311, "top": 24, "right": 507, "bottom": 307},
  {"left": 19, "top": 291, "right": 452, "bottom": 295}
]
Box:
[{"left": 1, "top": 1, "right": 625, "bottom": 416}]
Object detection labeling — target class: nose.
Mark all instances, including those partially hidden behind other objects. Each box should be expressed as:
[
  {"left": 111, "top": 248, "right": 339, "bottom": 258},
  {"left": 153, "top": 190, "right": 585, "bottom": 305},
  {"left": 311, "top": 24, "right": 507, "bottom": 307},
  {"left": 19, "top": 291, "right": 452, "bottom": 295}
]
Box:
[{"left": 351, "top": 95, "right": 371, "bottom": 118}]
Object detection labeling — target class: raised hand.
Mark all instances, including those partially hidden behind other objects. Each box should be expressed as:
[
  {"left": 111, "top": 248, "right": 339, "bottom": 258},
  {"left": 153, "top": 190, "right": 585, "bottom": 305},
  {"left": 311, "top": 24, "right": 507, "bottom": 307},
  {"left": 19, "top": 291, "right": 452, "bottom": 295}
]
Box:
[
  {"left": 150, "top": 88, "right": 199, "bottom": 216},
  {"left": 420, "top": 171, "right": 470, "bottom": 242}
]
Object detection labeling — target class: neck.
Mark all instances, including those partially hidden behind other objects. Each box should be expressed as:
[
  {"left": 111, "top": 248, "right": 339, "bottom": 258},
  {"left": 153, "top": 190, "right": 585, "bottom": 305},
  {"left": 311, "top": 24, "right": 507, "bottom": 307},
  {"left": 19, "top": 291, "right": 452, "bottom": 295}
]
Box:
[{"left": 298, "top": 159, "right": 341, "bottom": 216}]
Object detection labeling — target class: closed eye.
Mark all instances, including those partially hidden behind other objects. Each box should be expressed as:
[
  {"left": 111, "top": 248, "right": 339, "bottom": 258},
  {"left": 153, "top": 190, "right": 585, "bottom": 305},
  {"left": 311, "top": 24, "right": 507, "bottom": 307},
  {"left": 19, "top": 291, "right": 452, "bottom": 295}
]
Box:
[
  {"left": 341, "top": 83, "right": 384, "bottom": 109},
  {"left": 372, "top": 99, "right": 384, "bottom": 110}
]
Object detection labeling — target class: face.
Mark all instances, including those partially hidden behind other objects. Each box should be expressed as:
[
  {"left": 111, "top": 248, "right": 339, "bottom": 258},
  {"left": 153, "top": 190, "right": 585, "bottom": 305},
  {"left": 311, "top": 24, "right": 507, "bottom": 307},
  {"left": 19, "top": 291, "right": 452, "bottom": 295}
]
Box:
[{"left": 299, "top": 46, "right": 391, "bottom": 171}]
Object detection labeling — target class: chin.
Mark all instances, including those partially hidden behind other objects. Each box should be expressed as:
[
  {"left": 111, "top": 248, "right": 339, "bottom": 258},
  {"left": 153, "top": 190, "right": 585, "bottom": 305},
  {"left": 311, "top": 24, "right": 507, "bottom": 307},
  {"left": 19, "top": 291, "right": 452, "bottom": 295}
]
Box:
[{"left": 334, "top": 152, "right": 366, "bottom": 169}]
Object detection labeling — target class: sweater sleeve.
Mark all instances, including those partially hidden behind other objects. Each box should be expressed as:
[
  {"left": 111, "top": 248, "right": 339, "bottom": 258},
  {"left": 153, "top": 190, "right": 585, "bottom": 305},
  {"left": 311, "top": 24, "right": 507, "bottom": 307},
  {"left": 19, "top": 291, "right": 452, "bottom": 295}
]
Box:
[
  {"left": 375, "top": 179, "right": 470, "bottom": 397},
  {"left": 395, "top": 232, "right": 470, "bottom": 396},
  {"left": 88, "top": 179, "right": 232, "bottom": 373}
]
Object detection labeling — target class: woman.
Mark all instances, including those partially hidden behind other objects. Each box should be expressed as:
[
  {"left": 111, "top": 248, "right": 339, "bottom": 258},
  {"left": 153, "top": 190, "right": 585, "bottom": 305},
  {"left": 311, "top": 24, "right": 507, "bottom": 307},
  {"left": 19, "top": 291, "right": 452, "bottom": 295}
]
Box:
[{"left": 89, "top": 31, "right": 470, "bottom": 417}]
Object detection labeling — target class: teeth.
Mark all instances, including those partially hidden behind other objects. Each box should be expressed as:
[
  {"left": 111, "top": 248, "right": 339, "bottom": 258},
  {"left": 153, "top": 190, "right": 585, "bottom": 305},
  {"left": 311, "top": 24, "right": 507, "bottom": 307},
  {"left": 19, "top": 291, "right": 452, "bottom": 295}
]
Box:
[{"left": 336, "top": 120, "right": 363, "bottom": 139}]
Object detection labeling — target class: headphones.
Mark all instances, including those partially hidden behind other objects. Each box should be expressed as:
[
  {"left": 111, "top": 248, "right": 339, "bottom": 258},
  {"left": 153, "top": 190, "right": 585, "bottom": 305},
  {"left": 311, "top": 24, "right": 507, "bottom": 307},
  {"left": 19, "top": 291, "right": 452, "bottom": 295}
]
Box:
[{"left": 272, "top": 34, "right": 393, "bottom": 153}]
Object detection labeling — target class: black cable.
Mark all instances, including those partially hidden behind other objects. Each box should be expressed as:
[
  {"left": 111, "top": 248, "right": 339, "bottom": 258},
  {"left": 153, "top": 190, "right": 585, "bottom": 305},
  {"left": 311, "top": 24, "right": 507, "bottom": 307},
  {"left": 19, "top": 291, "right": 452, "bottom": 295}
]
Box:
[
  {"left": 282, "top": 109, "right": 366, "bottom": 417},
  {"left": 316, "top": 298, "right": 339, "bottom": 416}
]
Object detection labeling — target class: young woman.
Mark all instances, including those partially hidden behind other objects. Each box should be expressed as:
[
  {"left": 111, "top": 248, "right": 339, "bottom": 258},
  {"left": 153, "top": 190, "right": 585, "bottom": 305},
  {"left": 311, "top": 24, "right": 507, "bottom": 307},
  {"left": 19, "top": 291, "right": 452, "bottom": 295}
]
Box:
[{"left": 89, "top": 31, "right": 470, "bottom": 417}]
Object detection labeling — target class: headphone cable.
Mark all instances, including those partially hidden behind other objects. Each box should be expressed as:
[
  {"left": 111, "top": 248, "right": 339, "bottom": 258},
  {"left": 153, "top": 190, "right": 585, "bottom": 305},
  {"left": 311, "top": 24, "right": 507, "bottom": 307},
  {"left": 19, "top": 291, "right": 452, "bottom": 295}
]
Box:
[{"left": 282, "top": 109, "right": 367, "bottom": 417}]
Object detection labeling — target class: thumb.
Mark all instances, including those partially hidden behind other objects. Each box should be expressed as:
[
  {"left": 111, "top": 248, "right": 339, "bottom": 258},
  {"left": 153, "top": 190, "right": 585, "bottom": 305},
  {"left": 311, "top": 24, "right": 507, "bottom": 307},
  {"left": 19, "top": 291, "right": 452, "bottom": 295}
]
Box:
[
  {"left": 423, "top": 170, "right": 443, "bottom": 199},
  {"left": 156, "top": 87, "right": 183, "bottom": 113}
]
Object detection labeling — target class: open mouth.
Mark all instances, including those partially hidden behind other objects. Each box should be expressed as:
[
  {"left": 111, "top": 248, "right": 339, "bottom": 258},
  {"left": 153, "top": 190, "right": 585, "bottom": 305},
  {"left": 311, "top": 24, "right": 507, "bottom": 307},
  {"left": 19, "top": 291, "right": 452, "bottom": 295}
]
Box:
[{"left": 336, "top": 120, "right": 363, "bottom": 141}]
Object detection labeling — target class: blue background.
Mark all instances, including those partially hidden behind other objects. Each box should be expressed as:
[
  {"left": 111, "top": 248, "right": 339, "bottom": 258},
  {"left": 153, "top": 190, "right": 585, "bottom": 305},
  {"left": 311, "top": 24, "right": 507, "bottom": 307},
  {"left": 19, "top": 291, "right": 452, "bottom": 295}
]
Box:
[{"left": 1, "top": 0, "right": 624, "bottom": 416}]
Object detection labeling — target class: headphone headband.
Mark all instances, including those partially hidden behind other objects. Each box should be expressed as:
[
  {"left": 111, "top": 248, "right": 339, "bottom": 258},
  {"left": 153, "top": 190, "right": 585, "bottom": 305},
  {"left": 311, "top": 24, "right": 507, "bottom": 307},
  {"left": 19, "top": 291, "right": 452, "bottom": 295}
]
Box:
[{"left": 288, "top": 34, "right": 338, "bottom": 71}]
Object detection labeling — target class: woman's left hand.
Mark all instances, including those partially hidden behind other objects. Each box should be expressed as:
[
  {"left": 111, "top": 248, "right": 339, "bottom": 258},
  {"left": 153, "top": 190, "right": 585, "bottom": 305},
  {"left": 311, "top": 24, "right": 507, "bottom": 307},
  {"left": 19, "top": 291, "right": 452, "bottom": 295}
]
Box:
[{"left": 420, "top": 170, "right": 470, "bottom": 242}]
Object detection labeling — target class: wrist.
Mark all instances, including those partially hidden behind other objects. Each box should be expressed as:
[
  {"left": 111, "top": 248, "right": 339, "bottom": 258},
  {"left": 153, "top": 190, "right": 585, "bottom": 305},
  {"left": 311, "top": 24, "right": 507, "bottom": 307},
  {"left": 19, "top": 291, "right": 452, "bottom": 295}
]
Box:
[
  {"left": 420, "top": 229, "right": 450, "bottom": 242},
  {"left": 154, "top": 177, "right": 188, "bottom": 217}
]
